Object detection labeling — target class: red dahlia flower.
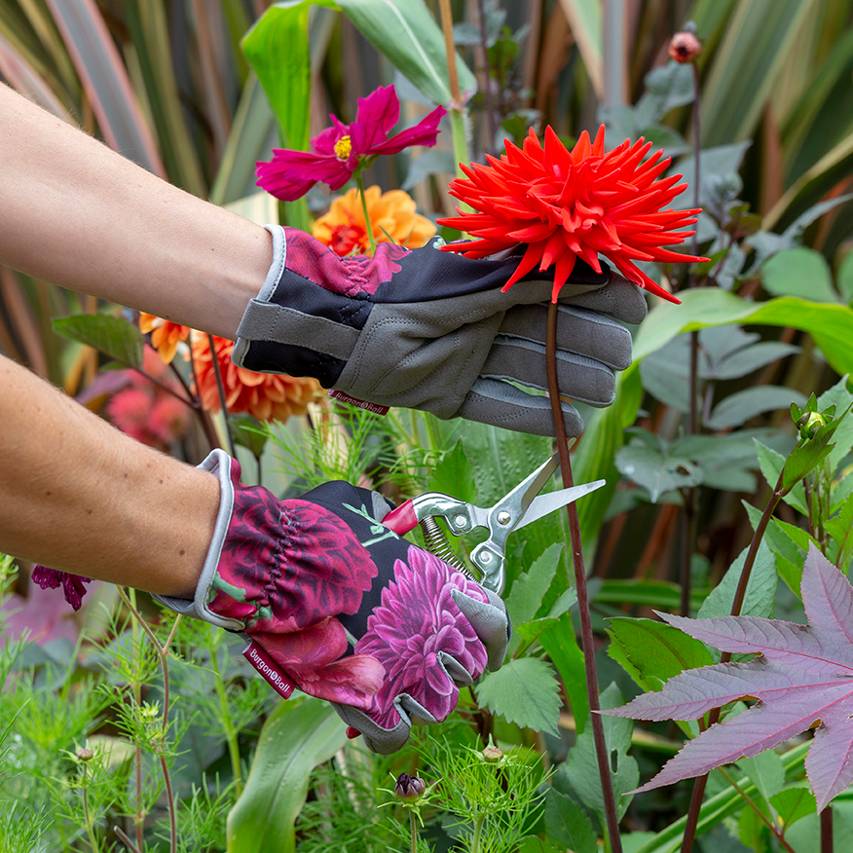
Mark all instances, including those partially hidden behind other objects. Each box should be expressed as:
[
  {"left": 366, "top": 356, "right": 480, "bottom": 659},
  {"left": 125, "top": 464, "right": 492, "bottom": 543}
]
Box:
[
  {"left": 257, "top": 84, "right": 446, "bottom": 202},
  {"left": 438, "top": 125, "right": 708, "bottom": 303}
]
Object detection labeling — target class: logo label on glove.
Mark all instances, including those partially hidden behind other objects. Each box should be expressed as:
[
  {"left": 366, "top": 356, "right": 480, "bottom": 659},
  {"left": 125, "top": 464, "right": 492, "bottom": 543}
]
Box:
[
  {"left": 243, "top": 641, "right": 295, "bottom": 699},
  {"left": 329, "top": 389, "right": 388, "bottom": 416}
]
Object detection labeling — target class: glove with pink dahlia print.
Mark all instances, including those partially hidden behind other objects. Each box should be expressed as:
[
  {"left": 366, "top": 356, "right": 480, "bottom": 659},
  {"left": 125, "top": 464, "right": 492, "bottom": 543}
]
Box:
[{"left": 153, "top": 449, "right": 508, "bottom": 753}]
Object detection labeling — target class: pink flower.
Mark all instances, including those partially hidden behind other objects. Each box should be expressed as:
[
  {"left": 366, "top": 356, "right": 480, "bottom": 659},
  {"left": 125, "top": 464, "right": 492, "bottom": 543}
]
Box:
[
  {"left": 355, "top": 546, "right": 489, "bottom": 728},
  {"left": 31, "top": 566, "right": 91, "bottom": 611},
  {"left": 256, "top": 85, "right": 446, "bottom": 201}
]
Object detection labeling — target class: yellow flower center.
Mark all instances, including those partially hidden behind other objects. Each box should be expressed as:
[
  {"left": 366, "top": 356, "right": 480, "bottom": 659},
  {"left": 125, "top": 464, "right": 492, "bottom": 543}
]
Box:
[{"left": 333, "top": 135, "right": 353, "bottom": 161}]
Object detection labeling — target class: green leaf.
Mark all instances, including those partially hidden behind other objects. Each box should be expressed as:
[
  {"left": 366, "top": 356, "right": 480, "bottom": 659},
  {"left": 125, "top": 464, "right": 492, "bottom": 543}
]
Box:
[
  {"left": 428, "top": 440, "right": 475, "bottom": 505},
  {"left": 753, "top": 439, "right": 808, "bottom": 515},
  {"left": 770, "top": 784, "right": 817, "bottom": 830},
  {"left": 506, "top": 544, "right": 562, "bottom": 630},
  {"left": 762, "top": 247, "right": 838, "bottom": 302},
  {"left": 227, "top": 697, "right": 347, "bottom": 853},
  {"left": 476, "top": 657, "right": 561, "bottom": 736},
  {"left": 544, "top": 788, "right": 597, "bottom": 853},
  {"left": 818, "top": 375, "right": 853, "bottom": 470},
  {"left": 232, "top": 416, "right": 268, "bottom": 459},
  {"left": 838, "top": 252, "right": 853, "bottom": 304},
  {"left": 633, "top": 289, "right": 853, "bottom": 376},
  {"left": 340, "top": 0, "right": 475, "bottom": 105},
  {"left": 616, "top": 439, "right": 702, "bottom": 502},
  {"left": 607, "top": 618, "right": 714, "bottom": 693},
  {"left": 743, "top": 502, "right": 812, "bottom": 596},
  {"left": 698, "top": 540, "right": 777, "bottom": 620},
  {"left": 596, "top": 579, "right": 706, "bottom": 613},
  {"left": 538, "top": 613, "right": 589, "bottom": 733},
  {"left": 738, "top": 750, "right": 785, "bottom": 808},
  {"left": 560, "top": 683, "right": 639, "bottom": 824},
  {"left": 783, "top": 415, "right": 843, "bottom": 489},
  {"left": 706, "top": 386, "right": 806, "bottom": 430},
  {"left": 52, "top": 314, "right": 143, "bottom": 369}
]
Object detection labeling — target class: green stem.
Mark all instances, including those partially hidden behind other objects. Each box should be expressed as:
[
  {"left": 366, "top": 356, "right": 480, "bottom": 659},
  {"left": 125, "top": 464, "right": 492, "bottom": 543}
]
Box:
[
  {"left": 448, "top": 108, "right": 470, "bottom": 175},
  {"left": 409, "top": 810, "right": 417, "bottom": 853},
  {"left": 355, "top": 174, "right": 377, "bottom": 255},
  {"left": 470, "top": 812, "right": 484, "bottom": 853},
  {"left": 81, "top": 769, "right": 100, "bottom": 853},
  {"left": 209, "top": 635, "right": 243, "bottom": 794},
  {"left": 128, "top": 589, "right": 145, "bottom": 850}
]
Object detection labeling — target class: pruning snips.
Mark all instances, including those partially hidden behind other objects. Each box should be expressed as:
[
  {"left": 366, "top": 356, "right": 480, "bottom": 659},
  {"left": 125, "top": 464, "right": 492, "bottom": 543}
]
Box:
[{"left": 382, "top": 451, "right": 605, "bottom": 596}]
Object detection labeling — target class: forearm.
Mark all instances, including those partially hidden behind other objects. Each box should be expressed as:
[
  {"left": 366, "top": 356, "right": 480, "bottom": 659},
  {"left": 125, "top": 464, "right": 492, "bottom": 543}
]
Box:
[
  {"left": 0, "top": 353, "right": 217, "bottom": 596},
  {"left": 0, "top": 83, "right": 268, "bottom": 338}
]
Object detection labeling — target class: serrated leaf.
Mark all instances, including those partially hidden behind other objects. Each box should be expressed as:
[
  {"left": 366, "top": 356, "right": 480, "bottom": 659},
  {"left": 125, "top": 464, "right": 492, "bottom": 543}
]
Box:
[
  {"left": 52, "top": 314, "right": 143, "bottom": 369},
  {"left": 753, "top": 439, "right": 808, "bottom": 515},
  {"left": 743, "top": 502, "right": 812, "bottom": 596},
  {"left": 770, "top": 784, "right": 817, "bottom": 830},
  {"left": 607, "top": 617, "right": 714, "bottom": 694},
  {"left": 506, "top": 544, "right": 562, "bottom": 629},
  {"left": 543, "top": 788, "right": 597, "bottom": 853},
  {"left": 476, "top": 657, "right": 561, "bottom": 736},
  {"left": 698, "top": 540, "right": 777, "bottom": 620},
  {"left": 817, "top": 374, "right": 853, "bottom": 471},
  {"left": 608, "top": 547, "right": 853, "bottom": 811},
  {"left": 561, "top": 683, "right": 639, "bottom": 824}
]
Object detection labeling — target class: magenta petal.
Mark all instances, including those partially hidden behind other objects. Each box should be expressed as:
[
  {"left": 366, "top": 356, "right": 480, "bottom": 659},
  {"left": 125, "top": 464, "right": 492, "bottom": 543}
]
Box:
[
  {"left": 350, "top": 84, "right": 401, "bottom": 153},
  {"left": 31, "top": 565, "right": 62, "bottom": 591},
  {"left": 369, "top": 105, "right": 447, "bottom": 156},
  {"left": 32, "top": 566, "right": 91, "bottom": 611},
  {"left": 311, "top": 118, "right": 348, "bottom": 155},
  {"left": 256, "top": 150, "right": 353, "bottom": 201}
]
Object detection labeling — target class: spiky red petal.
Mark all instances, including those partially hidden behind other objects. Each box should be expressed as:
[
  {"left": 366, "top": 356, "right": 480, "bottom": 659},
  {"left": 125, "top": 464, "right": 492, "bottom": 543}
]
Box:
[{"left": 438, "top": 124, "right": 709, "bottom": 302}]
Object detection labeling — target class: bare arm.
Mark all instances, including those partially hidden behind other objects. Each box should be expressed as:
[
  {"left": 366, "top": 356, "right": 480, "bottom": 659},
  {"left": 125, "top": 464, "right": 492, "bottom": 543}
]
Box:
[
  {"left": 0, "top": 352, "right": 217, "bottom": 597},
  {"left": 0, "top": 83, "right": 269, "bottom": 338}
]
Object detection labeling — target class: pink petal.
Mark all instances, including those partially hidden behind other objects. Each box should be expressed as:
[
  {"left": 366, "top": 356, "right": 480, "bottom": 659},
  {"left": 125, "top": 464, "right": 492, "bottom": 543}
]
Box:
[
  {"left": 350, "top": 84, "right": 400, "bottom": 153},
  {"left": 368, "top": 105, "right": 446, "bottom": 156},
  {"left": 256, "top": 150, "right": 353, "bottom": 201}
]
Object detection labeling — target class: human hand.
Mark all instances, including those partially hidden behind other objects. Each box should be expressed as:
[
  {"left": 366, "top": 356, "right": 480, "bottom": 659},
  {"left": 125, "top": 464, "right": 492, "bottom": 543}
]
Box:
[
  {"left": 233, "top": 226, "right": 647, "bottom": 436},
  {"left": 157, "top": 450, "right": 508, "bottom": 753}
]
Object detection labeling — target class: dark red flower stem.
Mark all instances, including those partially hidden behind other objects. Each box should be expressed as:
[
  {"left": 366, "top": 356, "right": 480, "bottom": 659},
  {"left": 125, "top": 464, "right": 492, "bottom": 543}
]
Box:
[
  {"left": 546, "top": 302, "right": 623, "bottom": 853},
  {"left": 680, "top": 470, "right": 787, "bottom": 851},
  {"left": 821, "top": 805, "right": 834, "bottom": 853}
]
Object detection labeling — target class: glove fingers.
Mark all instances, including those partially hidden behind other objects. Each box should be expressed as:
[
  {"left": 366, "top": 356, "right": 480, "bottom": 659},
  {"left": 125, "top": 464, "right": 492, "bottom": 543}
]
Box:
[
  {"left": 451, "top": 588, "right": 509, "bottom": 671},
  {"left": 557, "top": 275, "right": 648, "bottom": 324},
  {"left": 457, "top": 377, "right": 584, "bottom": 437},
  {"left": 500, "top": 304, "right": 634, "bottom": 370},
  {"left": 481, "top": 336, "right": 616, "bottom": 406},
  {"left": 333, "top": 702, "right": 411, "bottom": 755}
]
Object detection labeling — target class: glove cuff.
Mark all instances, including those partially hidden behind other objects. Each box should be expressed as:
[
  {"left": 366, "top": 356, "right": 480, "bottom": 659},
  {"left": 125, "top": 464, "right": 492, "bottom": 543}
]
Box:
[{"left": 153, "top": 448, "right": 243, "bottom": 631}]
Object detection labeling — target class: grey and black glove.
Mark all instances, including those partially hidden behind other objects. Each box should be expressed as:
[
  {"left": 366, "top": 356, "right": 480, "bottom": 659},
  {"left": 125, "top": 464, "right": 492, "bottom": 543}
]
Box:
[{"left": 233, "top": 226, "right": 647, "bottom": 436}]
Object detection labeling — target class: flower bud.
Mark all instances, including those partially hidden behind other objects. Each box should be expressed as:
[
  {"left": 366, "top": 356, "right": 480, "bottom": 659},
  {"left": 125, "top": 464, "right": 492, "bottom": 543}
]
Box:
[
  {"left": 798, "top": 410, "right": 826, "bottom": 438},
  {"left": 394, "top": 773, "right": 425, "bottom": 801},
  {"left": 482, "top": 744, "right": 504, "bottom": 762},
  {"left": 668, "top": 31, "right": 702, "bottom": 64},
  {"left": 76, "top": 747, "right": 94, "bottom": 762}
]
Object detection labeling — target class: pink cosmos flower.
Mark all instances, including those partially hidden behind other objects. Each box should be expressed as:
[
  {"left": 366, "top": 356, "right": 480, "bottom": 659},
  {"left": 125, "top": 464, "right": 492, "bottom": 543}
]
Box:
[
  {"left": 355, "top": 546, "right": 489, "bottom": 728},
  {"left": 256, "top": 84, "right": 446, "bottom": 201}
]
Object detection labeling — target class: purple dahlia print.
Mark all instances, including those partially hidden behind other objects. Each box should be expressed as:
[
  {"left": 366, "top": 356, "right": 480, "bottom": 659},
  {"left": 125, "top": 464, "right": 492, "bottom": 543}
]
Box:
[{"left": 355, "top": 546, "right": 489, "bottom": 728}]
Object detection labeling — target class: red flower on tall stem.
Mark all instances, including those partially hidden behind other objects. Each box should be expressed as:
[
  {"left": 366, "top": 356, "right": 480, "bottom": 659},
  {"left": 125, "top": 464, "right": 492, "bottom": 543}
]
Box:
[
  {"left": 256, "top": 85, "right": 446, "bottom": 201},
  {"left": 438, "top": 125, "right": 708, "bottom": 303}
]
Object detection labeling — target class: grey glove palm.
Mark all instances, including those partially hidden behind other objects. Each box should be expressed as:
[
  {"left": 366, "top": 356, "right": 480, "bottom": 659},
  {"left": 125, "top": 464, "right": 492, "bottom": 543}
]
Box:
[{"left": 234, "top": 226, "right": 646, "bottom": 436}]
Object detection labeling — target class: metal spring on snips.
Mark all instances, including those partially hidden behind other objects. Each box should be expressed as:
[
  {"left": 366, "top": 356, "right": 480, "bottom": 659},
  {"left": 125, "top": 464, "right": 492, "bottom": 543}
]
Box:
[{"left": 418, "top": 517, "right": 466, "bottom": 571}]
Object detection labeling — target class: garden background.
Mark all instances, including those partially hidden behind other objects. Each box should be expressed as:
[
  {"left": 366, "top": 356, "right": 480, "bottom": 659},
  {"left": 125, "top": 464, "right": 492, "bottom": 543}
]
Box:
[{"left": 0, "top": 1, "right": 851, "bottom": 851}]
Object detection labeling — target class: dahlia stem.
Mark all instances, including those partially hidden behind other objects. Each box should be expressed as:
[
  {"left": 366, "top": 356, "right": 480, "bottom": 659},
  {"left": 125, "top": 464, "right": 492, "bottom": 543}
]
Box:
[
  {"left": 821, "top": 805, "right": 834, "bottom": 853},
  {"left": 355, "top": 173, "right": 377, "bottom": 255},
  {"left": 206, "top": 333, "right": 238, "bottom": 459},
  {"left": 546, "top": 301, "right": 622, "bottom": 853},
  {"left": 437, "top": 0, "right": 471, "bottom": 174}
]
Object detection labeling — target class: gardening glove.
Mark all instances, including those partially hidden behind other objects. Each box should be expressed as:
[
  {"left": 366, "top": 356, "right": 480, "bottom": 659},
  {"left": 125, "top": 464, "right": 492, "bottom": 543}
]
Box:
[
  {"left": 156, "top": 449, "right": 509, "bottom": 754},
  {"left": 233, "top": 225, "right": 647, "bottom": 437}
]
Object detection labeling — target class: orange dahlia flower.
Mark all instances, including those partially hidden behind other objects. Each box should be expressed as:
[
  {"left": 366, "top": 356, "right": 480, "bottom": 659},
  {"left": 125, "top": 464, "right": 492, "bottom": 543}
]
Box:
[
  {"left": 313, "top": 185, "right": 436, "bottom": 256},
  {"left": 192, "top": 334, "right": 324, "bottom": 423},
  {"left": 438, "top": 125, "right": 708, "bottom": 303},
  {"left": 139, "top": 313, "right": 190, "bottom": 364}
]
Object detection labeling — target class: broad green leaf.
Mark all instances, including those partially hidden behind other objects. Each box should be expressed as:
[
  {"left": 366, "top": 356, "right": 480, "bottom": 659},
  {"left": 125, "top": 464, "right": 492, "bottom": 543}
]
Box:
[
  {"left": 616, "top": 439, "right": 702, "bottom": 502},
  {"left": 839, "top": 252, "right": 853, "bottom": 304},
  {"left": 476, "top": 657, "right": 561, "bottom": 736},
  {"left": 428, "top": 440, "right": 475, "bottom": 506},
  {"left": 770, "top": 784, "right": 817, "bottom": 830},
  {"left": 697, "top": 540, "right": 776, "bottom": 620},
  {"left": 339, "top": 0, "right": 476, "bottom": 105},
  {"left": 543, "top": 788, "right": 597, "bottom": 853},
  {"left": 538, "top": 613, "right": 588, "bottom": 733},
  {"left": 596, "top": 579, "right": 706, "bottom": 613},
  {"left": 505, "top": 544, "right": 562, "bottom": 655},
  {"left": 706, "top": 386, "right": 806, "bottom": 430},
  {"left": 762, "top": 247, "right": 837, "bottom": 302},
  {"left": 52, "top": 314, "right": 143, "bottom": 369},
  {"left": 227, "top": 697, "right": 347, "bottom": 853},
  {"left": 818, "top": 374, "right": 853, "bottom": 470},
  {"left": 607, "top": 617, "right": 714, "bottom": 693},
  {"left": 700, "top": 0, "right": 814, "bottom": 145},
  {"left": 738, "top": 750, "right": 786, "bottom": 809},
  {"left": 560, "top": 683, "right": 639, "bottom": 823},
  {"left": 634, "top": 289, "right": 853, "bottom": 376}
]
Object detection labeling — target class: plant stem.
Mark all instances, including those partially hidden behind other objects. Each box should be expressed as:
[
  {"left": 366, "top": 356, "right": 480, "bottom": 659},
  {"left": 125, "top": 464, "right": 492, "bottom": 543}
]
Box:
[
  {"left": 355, "top": 173, "right": 377, "bottom": 255},
  {"left": 206, "top": 333, "right": 237, "bottom": 458},
  {"left": 680, "top": 470, "right": 787, "bottom": 851},
  {"left": 546, "top": 302, "right": 622, "bottom": 853},
  {"left": 717, "top": 768, "right": 795, "bottom": 853},
  {"left": 186, "top": 331, "right": 220, "bottom": 451},
  {"left": 80, "top": 766, "right": 100, "bottom": 853},
  {"left": 821, "top": 805, "right": 834, "bottom": 853},
  {"left": 475, "top": 0, "right": 496, "bottom": 152},
  {"left": 131, "top": 367, "right": 195, "bottom": 408},
  {"left": 437, "top": 0, "right": 471, "bottom": 174},
  {"left": 209, "top": 633, "right": 243, "bottom": 795},
  {"left": 113, "top": 825, "right": 143, "bottom": 853},
  {"left": 409, "top": 810, "right": 418, "bottom": 853},
  {"left": 128, "top": 589, "right": 145, "bottom": 850},
  {"left": 470, "top": 812, "right": 484, "bottom": 853}
]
